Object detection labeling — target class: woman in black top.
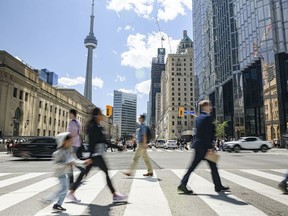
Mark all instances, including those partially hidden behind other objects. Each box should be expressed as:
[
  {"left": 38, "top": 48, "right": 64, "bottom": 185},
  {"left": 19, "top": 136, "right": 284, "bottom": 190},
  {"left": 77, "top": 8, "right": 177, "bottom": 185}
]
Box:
[{"left": 84, "top": 107, "right": 127, "bottom": 203}]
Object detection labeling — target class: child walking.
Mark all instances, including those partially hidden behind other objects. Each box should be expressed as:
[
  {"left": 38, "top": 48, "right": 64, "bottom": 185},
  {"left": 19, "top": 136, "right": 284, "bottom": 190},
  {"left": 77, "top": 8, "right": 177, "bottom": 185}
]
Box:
[{"left": 43, "top": 132, "right": 76, "bottom": 211}]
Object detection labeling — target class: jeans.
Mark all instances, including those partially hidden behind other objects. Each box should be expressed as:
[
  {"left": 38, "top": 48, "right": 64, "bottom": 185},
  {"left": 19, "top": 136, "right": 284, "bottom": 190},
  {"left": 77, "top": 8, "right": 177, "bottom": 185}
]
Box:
[
  {"left": 181, "top": 149, "right": 222, "bottom": 189},
  {"left": 46, "top": 174, "right": 69, "bottom": 206},
  {"left": 70, "top": 164, "right": 92, "bottom": 191},
  {"left": 129, "top": 143, "right": 153, "bottom": 173}
]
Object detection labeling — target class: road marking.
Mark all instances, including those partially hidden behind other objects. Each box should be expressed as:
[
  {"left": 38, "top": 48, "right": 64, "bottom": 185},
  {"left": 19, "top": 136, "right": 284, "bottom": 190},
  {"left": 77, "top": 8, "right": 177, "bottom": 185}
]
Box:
[
  {"left": 123, "top": 170, "right": 172, "bottom": 216},
  {"left": 147, "top": 149, "right": 153, "bottom": 152},
  {"left": 166, "top": 150, "right": 172, "bottom": 152},
  {"left": 272, "top": 169, "right": 287, "bottom": 174},
  {"left": 0, "top": 173, "right": 46, "bottom": 189},
  {"left": 0, "top": 173, "right": 11, "bottom": 177},
  {"left": 219, "top": 170, "right": 288, "bottom": 205},
  {"left": 34, "top": 170, "right": 117, "bottom": 216},
  {"left": 176, "top": 150, "right": 183, "bottom": 152},
  {"left": 172, "top": 170, "right": 267, "bottom": 216},
  {"left": 156, "top": 149, "right": 163, "bottom": 152},
  {"left": 241, "top": 170, "right": 283, "bottom": 182}
]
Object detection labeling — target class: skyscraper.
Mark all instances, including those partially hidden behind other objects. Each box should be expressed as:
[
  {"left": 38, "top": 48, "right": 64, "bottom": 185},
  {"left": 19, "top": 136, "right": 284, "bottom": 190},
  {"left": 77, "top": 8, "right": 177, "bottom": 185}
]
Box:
[
  {"left": 148, "top": 48, "right": 166, "bottom": 130},
  {"left": 113, "top": 90, "right": 137, "bottom": 138},
  {"left": 193, "top": 0, "right": 288, "bottom": 142},
  {"left": 84, "top": 0, "right": 97, "bottom": 101}
]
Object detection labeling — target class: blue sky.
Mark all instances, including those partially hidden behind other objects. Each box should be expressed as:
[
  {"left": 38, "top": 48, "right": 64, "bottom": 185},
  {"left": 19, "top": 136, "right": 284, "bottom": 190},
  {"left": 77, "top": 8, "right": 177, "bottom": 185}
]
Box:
[{"left": 0, "top": 0, "right": 192, "bottom": 116}]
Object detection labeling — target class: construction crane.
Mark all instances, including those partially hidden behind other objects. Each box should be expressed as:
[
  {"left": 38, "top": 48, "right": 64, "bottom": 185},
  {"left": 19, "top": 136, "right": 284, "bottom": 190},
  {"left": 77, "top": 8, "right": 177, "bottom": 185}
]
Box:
[{"left": 155, "top": 17, "right": 172, "bottom": 53}]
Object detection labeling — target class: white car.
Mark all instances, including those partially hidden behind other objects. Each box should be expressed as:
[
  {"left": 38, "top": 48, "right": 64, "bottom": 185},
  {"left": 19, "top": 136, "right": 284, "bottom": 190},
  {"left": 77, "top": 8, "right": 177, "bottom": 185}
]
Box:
[
  {"left": 223, "top": 137, "right": 273, "bottom": 153},
  {"left": 156, "top": 139, "right": 166, "bottom": 148},
  {"left": 164, "top": 140, "right": 177, "bottom": 149}
]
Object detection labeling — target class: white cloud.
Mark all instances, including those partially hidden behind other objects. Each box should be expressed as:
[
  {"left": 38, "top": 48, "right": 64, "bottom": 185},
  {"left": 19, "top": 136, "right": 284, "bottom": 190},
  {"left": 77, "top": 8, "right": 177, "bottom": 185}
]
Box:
[
  {"left": 124, "top": 25, "right": 135, "bottom": 31},
  {"left": 121, "top": 32, "right": 180, "bottom": 69},
  {"left": 58, "top": 76, "right": 104, "bottom": 89},
  {"left": 115, "top": 74, "right": 126, "bottom": 82},
  {"left": 107, "top": 0, "right": 154, "bottom": 19},
  {"left": 135, "top": 79, "right": 150, "bottom": 95},
  {"left": 112, "top": 50, "right": 118, "bottom": 55},
  {"left": 116, "top": 27, "right": 122, "bottom": 32},
  {"left": 118, "top": 79, "right": 151, "bottom": 96},
  {"left": 106, "top": 0, "right": 192, "bottom": 21}
]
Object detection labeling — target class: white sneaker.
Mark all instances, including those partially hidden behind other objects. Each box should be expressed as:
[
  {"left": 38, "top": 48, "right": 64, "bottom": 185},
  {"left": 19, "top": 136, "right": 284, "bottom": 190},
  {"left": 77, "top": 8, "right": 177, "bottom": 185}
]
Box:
[
  {"left": 113, "top": 192, "right": 128, "bottom": 203},
  {"left": 66, "top": 192, "right": 81, "bottom": 203}
]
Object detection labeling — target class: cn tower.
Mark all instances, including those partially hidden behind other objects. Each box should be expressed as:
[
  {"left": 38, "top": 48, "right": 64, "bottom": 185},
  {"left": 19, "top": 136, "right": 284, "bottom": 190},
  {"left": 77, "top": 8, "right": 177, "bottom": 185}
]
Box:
[{"left": 84, "top": 0, "right": 97, "bottom": 101}]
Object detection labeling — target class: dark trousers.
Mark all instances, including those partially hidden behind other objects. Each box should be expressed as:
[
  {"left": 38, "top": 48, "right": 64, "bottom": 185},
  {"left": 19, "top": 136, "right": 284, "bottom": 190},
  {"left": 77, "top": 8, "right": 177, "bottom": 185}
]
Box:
[
  {"left": 92, "top": 155, "right": 116, "bottom": 194},
  {"left": 181, "top": 149, "right": 222, "bottom": 188},
  {"left": 70, "top": 164, "right": 92, "bottom": 191}
]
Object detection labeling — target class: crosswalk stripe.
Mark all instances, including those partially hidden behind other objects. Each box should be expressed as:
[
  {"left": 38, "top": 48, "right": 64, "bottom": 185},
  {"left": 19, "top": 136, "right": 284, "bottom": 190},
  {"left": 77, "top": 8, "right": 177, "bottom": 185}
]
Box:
[
  {"left": 166, "top": 150, "right": 172, "bottom": 152},
  {"left": 219, "top": 170, "right": 288, "bottom": 205},
  {"left": 34, "top": 170, "right": 117, "bottom": 216},
  {"left": 0, "top": 173, "right": 11, "bottom": 177},
  {"left": 147, "top": 149, "right": 153, "bottom": 152},
  {"left": 241, "top": 170, "right": 283, "bottom": 182},
  {"left": 272, "top": 169, "right": 287, "bottom": 174},
  {"left": 176, "top": 150, "right": 183, "bottom": 152},
  {"left": 123, "top": 170, "right": 172, "bottom": 216},
  {"left": 0, "top": 173, "right": 46, "bottom": 189},
  {"left": 156, "top": 149, "right": 163, "bottom": 152},
  {"left": 172, "top": 169, "right": 267, "bottom": 216}
]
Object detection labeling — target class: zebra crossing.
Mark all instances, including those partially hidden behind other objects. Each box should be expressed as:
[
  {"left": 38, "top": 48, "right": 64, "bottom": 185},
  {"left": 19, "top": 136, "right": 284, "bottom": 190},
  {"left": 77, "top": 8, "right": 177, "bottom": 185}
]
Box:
[{"left": 0, "top": 168, "right": 287, "bottom": 216}]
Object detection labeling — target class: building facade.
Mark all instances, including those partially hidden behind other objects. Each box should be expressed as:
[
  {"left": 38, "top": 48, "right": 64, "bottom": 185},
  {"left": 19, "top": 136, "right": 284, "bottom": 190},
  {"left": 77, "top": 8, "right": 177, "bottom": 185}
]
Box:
[
  {"left": 148, "top": 48, "right": 166, "bottom": 129},
  {"left": 113, "top": 90, "right": 137, "bottom": 138},
  {"left": 157, "top": 31, "right": 195, "bottom": 140},
  {"left": 0, "top": 51, "right": 115, "bottom": 140},
  {"left": 193, "top": 0, "right": 288, "bottom": 142}
]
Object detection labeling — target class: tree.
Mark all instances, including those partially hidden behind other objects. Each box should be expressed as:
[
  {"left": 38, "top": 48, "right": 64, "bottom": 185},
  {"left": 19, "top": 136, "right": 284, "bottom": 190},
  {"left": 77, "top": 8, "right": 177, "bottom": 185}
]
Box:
[{"left": 213, "top": 120, "right": 229, "bottom": 139}]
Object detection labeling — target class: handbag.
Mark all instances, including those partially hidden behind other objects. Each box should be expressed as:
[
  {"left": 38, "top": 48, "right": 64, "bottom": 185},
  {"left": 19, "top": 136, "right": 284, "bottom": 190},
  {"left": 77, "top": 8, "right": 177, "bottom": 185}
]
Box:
[{"left": 205, "top": 151, "right": 220, "bottom": 163}]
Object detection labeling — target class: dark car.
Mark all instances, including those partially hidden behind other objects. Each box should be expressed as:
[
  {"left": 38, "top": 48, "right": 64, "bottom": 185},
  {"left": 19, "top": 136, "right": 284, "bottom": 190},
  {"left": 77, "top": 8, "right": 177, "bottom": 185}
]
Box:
[{"left": 13, "top": 137, "right": 57, "bottom": 158}]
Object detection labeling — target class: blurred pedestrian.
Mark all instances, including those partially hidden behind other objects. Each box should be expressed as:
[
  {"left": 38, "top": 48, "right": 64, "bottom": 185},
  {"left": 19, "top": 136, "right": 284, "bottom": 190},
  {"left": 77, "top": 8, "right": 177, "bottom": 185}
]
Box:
[
  {"left": 278, "top": 172, "right": 288, "bottom": 194},
  {"left": 178, "top": 100, "right": 230, "bottom": 194},
  {"left": 81, "top": 107, "right": 127, "bottom": 203},
  {"left": 123, "top": 115, "right": 154, "bottom": 177},
  {"left": 42, "top": 132, "right": 81, "bottom": 211}
]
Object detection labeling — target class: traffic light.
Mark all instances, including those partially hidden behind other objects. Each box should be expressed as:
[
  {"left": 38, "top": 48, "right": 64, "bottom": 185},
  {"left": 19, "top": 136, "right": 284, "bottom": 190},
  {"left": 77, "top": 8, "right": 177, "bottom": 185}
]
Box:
[
  {"left": 178, "top": 106, "right": 184, "bottom": 117},
  {"left": 106, "top": 105, "right": 112, "bottom": 117}
]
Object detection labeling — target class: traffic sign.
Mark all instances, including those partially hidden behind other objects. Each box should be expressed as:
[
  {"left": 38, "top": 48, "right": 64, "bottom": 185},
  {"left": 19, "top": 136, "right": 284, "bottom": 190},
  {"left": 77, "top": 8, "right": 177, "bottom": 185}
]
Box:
[{"left": 184, "top": 111, "right": 195, "bottom": 115}]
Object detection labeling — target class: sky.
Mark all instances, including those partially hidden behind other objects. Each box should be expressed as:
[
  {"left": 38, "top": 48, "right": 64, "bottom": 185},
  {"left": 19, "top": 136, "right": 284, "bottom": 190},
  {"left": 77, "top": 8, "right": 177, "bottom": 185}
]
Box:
[{"left": 0, "top": 0, "right": 192, "bottom": 116}]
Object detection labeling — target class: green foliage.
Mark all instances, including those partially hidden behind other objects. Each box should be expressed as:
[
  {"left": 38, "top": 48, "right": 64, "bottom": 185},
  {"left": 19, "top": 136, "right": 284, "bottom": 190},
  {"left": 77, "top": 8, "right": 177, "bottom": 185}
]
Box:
[{"left": 213, "top": 120, "right": 229, "bottom": 139}]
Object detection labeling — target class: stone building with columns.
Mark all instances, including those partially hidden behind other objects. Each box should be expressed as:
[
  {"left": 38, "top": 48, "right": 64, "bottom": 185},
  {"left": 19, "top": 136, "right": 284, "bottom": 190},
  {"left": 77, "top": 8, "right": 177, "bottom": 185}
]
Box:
[{"left": 0, "top": 51, "right": 115, "bottom": 140}]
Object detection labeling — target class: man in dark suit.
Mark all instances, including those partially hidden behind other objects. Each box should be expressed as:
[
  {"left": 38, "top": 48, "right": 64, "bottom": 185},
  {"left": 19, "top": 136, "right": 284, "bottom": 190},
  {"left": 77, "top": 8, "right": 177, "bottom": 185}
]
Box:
[{"left": 178, "top": 100, "right": 230, "bottom": 194}]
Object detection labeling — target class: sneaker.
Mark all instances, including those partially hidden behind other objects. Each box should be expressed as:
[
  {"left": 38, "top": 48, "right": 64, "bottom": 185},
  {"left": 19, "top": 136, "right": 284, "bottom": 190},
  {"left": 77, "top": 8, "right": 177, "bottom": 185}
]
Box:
[
  {"left": 177, "top": 184, "right": 193, "bottom": 194},
  {"left": 278, "top": 182, "right": 288, "bottom": 194},
  {"left": 66, "top": 192, "right": 81, "bottom": 203},
  {"left": 215, "top": 186, "right": 230, "bottom": 192},
  {"left": 52, "top": 204, "right": 66, "bottom": 211},
  {"left": 113, "top": 193, "right": 128, "bottom": 203},
  {"left": 143, "top": 172, "right": 153, "bottom": 177}
]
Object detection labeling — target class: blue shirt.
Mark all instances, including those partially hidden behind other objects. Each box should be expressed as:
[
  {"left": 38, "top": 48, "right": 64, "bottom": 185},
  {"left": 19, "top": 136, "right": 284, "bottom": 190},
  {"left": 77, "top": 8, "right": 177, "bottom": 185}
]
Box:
[{"left": 137, "top": 124, "right": 147, "bottom": 143}]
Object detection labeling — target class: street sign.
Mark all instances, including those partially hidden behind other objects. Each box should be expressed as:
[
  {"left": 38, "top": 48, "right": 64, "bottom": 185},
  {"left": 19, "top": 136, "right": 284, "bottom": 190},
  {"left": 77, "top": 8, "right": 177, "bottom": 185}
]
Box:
[{"left": 184, "top": 111, "right": 195, "bottom": 115}]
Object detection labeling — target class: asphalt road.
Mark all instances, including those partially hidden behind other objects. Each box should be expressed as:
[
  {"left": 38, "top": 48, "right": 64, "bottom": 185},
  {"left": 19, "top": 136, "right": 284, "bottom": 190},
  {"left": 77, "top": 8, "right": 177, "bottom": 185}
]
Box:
[{"left": 0, "top": 148, "right": 288, "bottom": 216}]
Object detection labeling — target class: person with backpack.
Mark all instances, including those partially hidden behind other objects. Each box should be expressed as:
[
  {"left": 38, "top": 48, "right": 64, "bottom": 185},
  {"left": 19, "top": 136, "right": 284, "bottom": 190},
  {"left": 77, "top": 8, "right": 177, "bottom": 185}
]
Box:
[{"left": 123, "top": 114, "right": 154, "bottom": 177}]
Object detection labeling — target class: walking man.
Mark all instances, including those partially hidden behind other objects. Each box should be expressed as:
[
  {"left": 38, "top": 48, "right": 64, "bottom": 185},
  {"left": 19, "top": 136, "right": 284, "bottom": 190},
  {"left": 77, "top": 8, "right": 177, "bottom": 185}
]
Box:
[
  {"left": 178, "top": 100, "right": 230, "bottom": 194},
  {"left": 124, "top": 115, "right": 153, "bottom": 177}
]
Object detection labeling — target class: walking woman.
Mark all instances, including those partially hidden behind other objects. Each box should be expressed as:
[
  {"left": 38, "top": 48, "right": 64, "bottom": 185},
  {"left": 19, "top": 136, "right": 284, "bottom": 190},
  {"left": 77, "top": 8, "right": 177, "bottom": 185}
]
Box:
[{"left": 81, "top": 107, "right": 127, "bottom": 202}]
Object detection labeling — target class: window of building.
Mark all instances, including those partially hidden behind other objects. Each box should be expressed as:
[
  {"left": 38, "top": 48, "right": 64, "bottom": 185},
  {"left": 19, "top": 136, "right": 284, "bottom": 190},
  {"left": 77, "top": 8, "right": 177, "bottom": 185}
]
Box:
[
  {"left": 172, "top": 130, "right": 175, "bottom": 133},
  {"left": 172, "top": 73, "right": 174, "bottom": 75},
  {"left": 178, "top": 78, "right": 180, "bottom": 81},
  {"left": 184, "top": 93, "right": 187, "bottom": 96},
  {"left": 184, "top": 59, "right": 186, "bottom": 62},
  {"left": 38, "top": 114, "right": 41, "bottom": 122},
  {"left": 55, "top": 107, "right": 57, "bottom": 114},
  {"left": 184, "top": 68, "right": 186, "bottom": 71},
  {"left": 172, "top": 78, "right": 174, "bottom": 81},
  {"left": 53, "top": 131, "right": 55, "bottom": 136},
  {"left": 190, "top": 63, "right": 192, "bottom": 66},
  {"left": 172, "top": 67, "right": 174, "bottom": 71},
  {"left": 172, "top": 58, "right": 174, "bottom": 61},
  {"left": 37, "top": 129, "right": 40, "bottom": 136},
  {"left": 178, "top": 58, "right": 180, "bottom": 61},
  {"left": 190, "top": 68, "right": 192, "bottom": 71},
  {"left": 43, "top": 130, "right": 46, "bottom": 136},
  {"left": 172, "top": 102, "right": 175, "bottom": 106},
  {"left": 178, "top": 98, "right": 181, "bottom": 101},
  {"left": 190, "top": 93, "right": 193, "bottom": 96},
  {"left": 172, "top": 92, "right": 174, "bottom": 96},
  {"left": 172, "top": 88, "right": 174, "bottom": 91},
  {"left": 178, "top": 83, "right": 180, "bottom": 86},
  {"left": 184, "top": 83, "right": 186, "bottom": 86},
  {"left": 19, "top": 90, "right": 23, "bottom": 100},
  {"left": 39, "top": 101, "right": 42, "bottom": 108},
  {"left": 185, "top": 121, "right": 187, "bottom": 126},
  {"left": 65, "top": 122, "right": 68, "bottom": 128},
  {"left": 190, "top": 58, "right": 192, "bottom": 61},
  {"left": 48, "top": 130, "right": 51, "bottom": 136},
  {"left": 172, "top": 83, "right": 174, "bottom": 86},
  {"left": 63, "top": 110, "right": 65, "bottom": 117},
  {"left": 178, "top": 93, "right": 181, "bottom": 96},
  {"left": 178, "top": 88, "right": 181, "bottom": 91},
  {"left": 172, "top": 97, "right": 175, "bottom": 101},
  {"left": 45, "top": 103, "right": 47, "bottom": 111},
  {"left": 54, "top": 118, "right": 56, "bottom": 125},
  {"left": 59, "top": 109, "right": 61, "bottom": 115},
  {"left": 44, "top": 116, "right": 47, "bottom": 124},
  {"left": 172, "top": 63, "right": 174, "bottom": 66},
  {"left": 172, "top": 121, "right": 175, "bottom": 126},
  {"left": 13, "top": 88, "right": 17, "bottom": 98},
  {"left": 25, "top": 93, "right": 28, "bottom": 102},
  {"left": 58, "top": 120, "right": 60, "bottom": 126},
  {"left": 172, "top": 107, "right": 175, "bottom": 111},
  {"left": 49, "top": 117, "right": 52, "bottom": 125},
  {"left": 185, "top": 116, "right": 187, "bottom": 119},
  {"left": 50, "top": 105, "right": 52, "bottom": 112},
  {"left": 62, "top": 121, "right": 64, "bottom": 127}
]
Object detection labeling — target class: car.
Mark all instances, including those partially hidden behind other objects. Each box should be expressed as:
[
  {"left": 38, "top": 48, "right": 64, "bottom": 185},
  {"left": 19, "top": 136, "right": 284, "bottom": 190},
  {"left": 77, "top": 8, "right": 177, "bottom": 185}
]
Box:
[
  {"left": 13, "top": 137, "right": 57, "bottom": 158},
  {"left": 223, "top": 136, "right": 273, "bottom": 153},
  {"left": 155, "top": 139, "right": 166, "bottom": 148},
  {"left": 284, "top": 133, "right": 288, "bottom": 148},
  {"left": 164, "top": 140, "right": 177, "bottom": 149}
]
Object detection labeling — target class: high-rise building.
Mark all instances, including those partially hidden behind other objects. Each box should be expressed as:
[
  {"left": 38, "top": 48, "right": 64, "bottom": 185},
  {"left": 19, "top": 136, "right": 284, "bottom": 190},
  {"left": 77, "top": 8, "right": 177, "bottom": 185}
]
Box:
[
  {"left": 84, "top": 0, "right": 97, "bottom": 101},
  {"left": 157, "top": 31, "right": 195, "bottom": 140},
  {"left": 40, "top": 69, "right": 58, "bottom": 86},
  {"left": 113, "top": 90, "right": 137, "bottom": 138},
  {"left": 193, "top": 0, "right": 288, "bottom": 142},
  {"left": 148, "top": 48, "right": 166, "bottom": 131}
]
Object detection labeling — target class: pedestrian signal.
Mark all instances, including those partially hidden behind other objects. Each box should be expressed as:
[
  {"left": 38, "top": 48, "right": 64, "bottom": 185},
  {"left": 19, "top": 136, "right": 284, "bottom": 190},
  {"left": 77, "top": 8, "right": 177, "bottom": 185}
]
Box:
[
  {"left": 178, "top": 106, "right": 184, "bottom": 117},
  {"left": 106, "top": 105, "right": 112, "bottom": 117}
]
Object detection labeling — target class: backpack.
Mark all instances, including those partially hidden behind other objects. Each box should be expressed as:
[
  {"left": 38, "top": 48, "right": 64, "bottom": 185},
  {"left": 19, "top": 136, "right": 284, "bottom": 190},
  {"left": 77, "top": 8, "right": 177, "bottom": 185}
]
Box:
[{"left": 146, "top": 126, "right": 152, "bottom": 143}]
